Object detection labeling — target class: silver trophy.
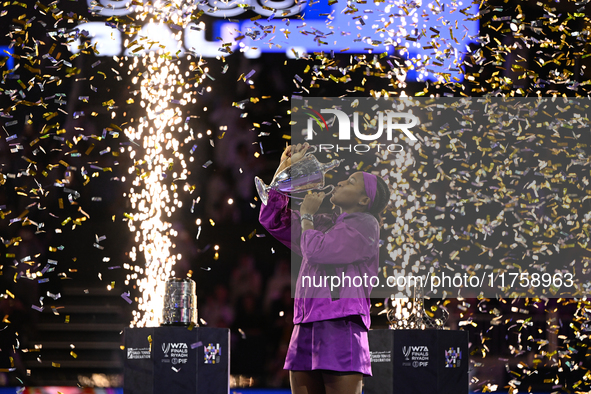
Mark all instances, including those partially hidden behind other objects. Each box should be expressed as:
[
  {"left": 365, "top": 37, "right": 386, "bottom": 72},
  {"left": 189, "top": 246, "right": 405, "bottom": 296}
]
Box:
[
  {"left": 386, "top": 280, "right": 448, "bottom": 330},
  {"left": 161, "top": 278, "right": 198, "bottom": 326},
  {"left": 254, "top": 146, "right": 342, "bottom": 205}
]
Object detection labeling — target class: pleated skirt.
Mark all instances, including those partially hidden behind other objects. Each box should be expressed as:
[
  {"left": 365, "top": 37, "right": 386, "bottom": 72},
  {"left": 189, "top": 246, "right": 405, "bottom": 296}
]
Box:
[{"left": 284, "top": 315, "right": 372, "bottom": 376}]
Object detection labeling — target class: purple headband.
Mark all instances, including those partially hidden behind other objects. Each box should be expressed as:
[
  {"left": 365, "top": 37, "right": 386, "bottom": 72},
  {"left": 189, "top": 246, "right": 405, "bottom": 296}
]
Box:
[{"left": 362, "top": 172, "right": 378, "bottom": 211}]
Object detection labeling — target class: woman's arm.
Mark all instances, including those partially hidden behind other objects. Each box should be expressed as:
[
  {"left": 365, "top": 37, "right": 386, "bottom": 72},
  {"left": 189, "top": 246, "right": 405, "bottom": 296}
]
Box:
[
  {"left": 259, "top": 190, "right": 302, "bottom": 255},
  {"left": 300, "top": 215, "right": 379, "bottom": 265},
  {"left": 299, "top": 191, "right": 325, "bottom": 235},
  {"left": 259, "top": 143, "right": 310, "bottom": 255}
]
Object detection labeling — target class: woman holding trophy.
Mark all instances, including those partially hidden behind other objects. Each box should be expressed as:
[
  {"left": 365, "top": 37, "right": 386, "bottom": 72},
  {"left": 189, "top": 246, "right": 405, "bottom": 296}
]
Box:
[{"left": 258, "top": 142, "right": 390, "bottom": 394}]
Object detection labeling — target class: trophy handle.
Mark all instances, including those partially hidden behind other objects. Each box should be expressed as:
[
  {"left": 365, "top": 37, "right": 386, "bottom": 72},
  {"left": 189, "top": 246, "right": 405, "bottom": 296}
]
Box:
[
  {"left": 286, "top": 184, "right": 334, "bottom": 201},
  {"left": 283, "top": 192, "right": 304, "bottom": 200},
  {"left": 304, "top": 144, "right": 318, "bottom": 156}
]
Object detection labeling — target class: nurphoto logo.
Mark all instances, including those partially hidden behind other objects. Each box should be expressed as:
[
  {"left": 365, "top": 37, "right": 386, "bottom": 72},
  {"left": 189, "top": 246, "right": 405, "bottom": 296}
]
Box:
[{"left": 302, "top": 106, "right": 419, "bottom": 153}]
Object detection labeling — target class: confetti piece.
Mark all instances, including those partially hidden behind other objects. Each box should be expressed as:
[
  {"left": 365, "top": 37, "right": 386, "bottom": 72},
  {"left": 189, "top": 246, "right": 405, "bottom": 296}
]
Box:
[
  {"left": 191, "top": 341, "right": 202, "bottom": 349},
  {"left": 245, "top": 69, "right": 256, "bottom": 80},
  {"left": 121, "top": 292, "right": 133, "bottom": 304}
]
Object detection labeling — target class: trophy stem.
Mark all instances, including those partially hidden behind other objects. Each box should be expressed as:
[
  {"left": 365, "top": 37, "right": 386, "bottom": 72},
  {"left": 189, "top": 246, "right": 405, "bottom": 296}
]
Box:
[{"left": 254, "top": 176, "right": 270, "bottom": 205}]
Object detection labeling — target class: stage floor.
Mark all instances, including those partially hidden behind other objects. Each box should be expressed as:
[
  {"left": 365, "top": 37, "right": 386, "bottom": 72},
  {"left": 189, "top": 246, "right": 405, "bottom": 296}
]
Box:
[
  {"left": 0, "top": 389, "right": 553, "bottom": 394},
  {"left": 1, "top": 390, "right": 286, "bottom": 394}
]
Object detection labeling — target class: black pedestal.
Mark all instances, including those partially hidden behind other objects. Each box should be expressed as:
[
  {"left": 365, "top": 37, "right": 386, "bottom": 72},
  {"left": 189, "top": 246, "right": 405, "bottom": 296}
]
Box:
[
  {"left": 364, "top": 329, "right": 468, "bottom": 394},
  {"left": 124, "top": 326, "right": 230, "bottom": 394}
]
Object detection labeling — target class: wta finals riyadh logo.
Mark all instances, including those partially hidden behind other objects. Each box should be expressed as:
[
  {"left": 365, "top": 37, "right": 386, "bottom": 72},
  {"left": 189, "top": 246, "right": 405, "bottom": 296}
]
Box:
[
  {"left": 162, "top": 343, "right": 170, "bottom": 357},
  {"left": 402, "top": 346, "right": 412, "bottom": 361},
  {"left": 301, "top": 106, "right": 419, "bottom": 153}
]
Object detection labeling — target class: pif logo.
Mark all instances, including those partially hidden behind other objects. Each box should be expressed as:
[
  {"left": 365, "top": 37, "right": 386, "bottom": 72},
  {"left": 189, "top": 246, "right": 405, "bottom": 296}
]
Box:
[{"left": 303, "top": 107, "right": 418, "bottom": 142}]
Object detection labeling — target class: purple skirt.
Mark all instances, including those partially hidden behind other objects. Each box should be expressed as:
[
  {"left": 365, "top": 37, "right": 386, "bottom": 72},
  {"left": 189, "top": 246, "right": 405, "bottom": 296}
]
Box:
[{"left": 284, "top": 315, "right": 372, "bottom": 376}]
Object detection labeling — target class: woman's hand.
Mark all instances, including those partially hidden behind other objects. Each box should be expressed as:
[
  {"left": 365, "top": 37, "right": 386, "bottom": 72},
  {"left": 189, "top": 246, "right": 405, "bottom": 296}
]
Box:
[
  {"left": 300, "top": 192, "right": 326, "bottom": 215},
  {"left": 279, "top": 143, "right": 310, "bottom": 165},
  {"left": 275, "top": 142, "right": 310, "bottom": 178},
  {"left": 279, "top": 144, "right": 293, "bottom": 164},
  {"left": 289, "top": 142, "right": 310, "bottom": 164}
]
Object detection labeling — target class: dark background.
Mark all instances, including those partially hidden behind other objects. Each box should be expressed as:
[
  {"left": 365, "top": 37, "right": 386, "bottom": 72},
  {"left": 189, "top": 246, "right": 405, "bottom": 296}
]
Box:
[{"left": 1, "top": 0, "right": 591, "bottom": 391}]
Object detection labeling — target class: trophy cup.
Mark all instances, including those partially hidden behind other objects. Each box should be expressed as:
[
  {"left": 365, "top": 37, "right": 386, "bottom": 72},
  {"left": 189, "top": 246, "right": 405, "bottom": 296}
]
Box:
[
  {"left": 386, "top": 279, "right": 448, "bottom": 330},
  {"left": 254, "top": 146, "right": 342, "bottom": 205},
  {"left": 161, "top": 278, "right": 198, "bottom": 326}
]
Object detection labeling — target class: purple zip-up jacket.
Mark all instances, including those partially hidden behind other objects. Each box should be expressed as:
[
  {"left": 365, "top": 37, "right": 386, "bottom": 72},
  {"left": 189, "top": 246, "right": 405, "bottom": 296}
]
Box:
[{"left": 259, "top": 190, "right": 379, "bottom": 330}]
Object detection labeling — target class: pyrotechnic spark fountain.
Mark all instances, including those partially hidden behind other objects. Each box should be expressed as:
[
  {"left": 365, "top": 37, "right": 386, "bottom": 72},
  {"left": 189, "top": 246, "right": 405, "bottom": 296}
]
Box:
[
  {"left": 122, "top": 0, "right": 201, "bottom": 327},
  {"left": 378, "top": 123, "right": 424, "bottom": 317},
  {"left": 367, "top": 101, "right": 437, "bottom": 321},
  {"left": 117, "top": 0, "right": 466, "bottom": 327},
  {"left": 384, "top": 134, "right": 427, "bottom": 287}
]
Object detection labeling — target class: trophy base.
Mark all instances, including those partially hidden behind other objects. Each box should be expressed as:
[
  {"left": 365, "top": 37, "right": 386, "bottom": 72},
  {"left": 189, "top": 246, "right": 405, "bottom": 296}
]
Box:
[
  {"left": 124, "top": 326, "right": 230, "bottom": 394},
  {"left": 160, "top": 322, "right": 194, "bottom": 327},
  {"left": 254, "top": 176, "right": 269, "bottom": 205}
]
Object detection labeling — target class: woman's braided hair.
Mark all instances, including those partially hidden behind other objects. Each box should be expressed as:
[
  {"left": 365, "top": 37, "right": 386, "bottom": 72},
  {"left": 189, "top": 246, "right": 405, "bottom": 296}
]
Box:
[{"left": 368, "top": 176, "right": 390, "bottom": 222}]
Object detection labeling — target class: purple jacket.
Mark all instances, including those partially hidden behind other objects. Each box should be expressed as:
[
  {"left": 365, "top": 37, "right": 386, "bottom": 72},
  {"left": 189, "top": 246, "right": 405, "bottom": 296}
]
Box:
[{"left": 259, "top": 190, "right": 379, "bottom": 329}]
